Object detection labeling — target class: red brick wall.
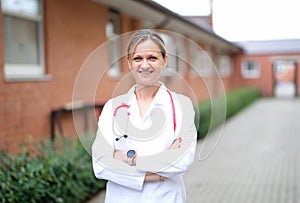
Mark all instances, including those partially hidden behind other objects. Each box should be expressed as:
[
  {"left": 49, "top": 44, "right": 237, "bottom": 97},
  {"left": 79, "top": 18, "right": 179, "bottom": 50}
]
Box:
[
  {"left": 297, "top": 62, "right": 300, "bottom": 95},
  {"left": 230, "top": 54, "right": 272, "bottom": 96},
  {"left": 0, "top": 7, "right": 5, "bottom": 151},
  {"left": 0, "top": 0, "right": 263, "bottom": 153},
  {"left": 45, "top": 0, "right": 108, "bottom": 106},
  {"left": 0, "top": 0, "right": 145, "bottom": 152},
  {"left": 230, "top": 53, "right": 300, "bottom": 97},
  {"left": 0, "top": 0, "right": 108, "bottom": 152}
]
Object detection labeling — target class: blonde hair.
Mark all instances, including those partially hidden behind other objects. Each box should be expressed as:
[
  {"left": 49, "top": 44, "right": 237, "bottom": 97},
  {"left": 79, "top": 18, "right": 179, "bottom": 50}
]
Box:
[{"left": 127, "top": 29, "right": 167, "bottom": 60}]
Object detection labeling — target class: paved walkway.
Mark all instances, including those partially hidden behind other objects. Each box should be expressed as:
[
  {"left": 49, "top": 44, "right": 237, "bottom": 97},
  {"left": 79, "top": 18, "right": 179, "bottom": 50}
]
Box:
[{"left": 88, "top": 98, "right": 300, "bottom": 203}]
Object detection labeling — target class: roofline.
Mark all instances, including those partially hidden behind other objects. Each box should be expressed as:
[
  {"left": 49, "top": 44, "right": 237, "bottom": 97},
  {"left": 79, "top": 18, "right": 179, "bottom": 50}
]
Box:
[
  {"left": 237, "top": 39, "right": 300, "bottom": 55},
  {"left": 137, "top": 0, "right": 242, "bottom": 52},
  {"left": 93, "top": 0, "right": 243, "bottom": 54}
]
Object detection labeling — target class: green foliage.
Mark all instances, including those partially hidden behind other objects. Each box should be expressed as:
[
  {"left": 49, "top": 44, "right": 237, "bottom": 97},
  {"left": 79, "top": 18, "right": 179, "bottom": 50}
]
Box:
[
  {"left": 0, "top": 86, "right": 260, "bottom": 202},
  {"left": 225, "top": 87, "right": 260, "bottom": 118},
  {"left": 0, "top": 136, "right": 106, "bottom": 203},
  {"left": 195, "top": 87, "right": 260, "bottom": 139}
]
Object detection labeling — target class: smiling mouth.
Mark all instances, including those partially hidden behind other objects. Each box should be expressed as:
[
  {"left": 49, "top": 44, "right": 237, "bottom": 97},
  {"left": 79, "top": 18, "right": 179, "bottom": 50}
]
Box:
[{"left": 138, "top": 71, "right": 154, "bottom": 74}]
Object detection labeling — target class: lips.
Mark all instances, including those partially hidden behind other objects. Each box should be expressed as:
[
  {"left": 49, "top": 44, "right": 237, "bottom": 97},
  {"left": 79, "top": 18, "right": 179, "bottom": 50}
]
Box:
[{"left": 138, "top": 71, "right": 154, "bottom": 74}]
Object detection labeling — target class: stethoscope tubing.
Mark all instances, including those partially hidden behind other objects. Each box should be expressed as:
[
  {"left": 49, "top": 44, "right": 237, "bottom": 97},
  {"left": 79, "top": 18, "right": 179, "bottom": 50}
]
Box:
[{"left": 112, "top": 89, "right": 176, "bottom": 142}]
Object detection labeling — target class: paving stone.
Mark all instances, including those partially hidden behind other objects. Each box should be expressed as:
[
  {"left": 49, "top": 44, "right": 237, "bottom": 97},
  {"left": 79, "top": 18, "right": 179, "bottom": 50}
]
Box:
[
  {"left": 185, "top": 98, "right": 300, "bottom": 203},
  {"left": 88, "top": 98, "right": 300, "bottom": 203}
]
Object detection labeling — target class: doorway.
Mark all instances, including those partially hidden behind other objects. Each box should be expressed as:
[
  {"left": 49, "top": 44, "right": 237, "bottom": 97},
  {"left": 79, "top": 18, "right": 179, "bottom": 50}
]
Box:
[{"left": 273, "top": 60, "right": 298, "bottom": 98}]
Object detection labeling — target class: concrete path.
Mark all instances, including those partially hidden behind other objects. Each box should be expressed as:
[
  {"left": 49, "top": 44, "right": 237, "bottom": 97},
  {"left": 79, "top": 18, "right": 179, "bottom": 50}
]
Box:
[
  {"left": 185, "top": 98, "right": 300, "bottom": 203},
  {"left": 87, "top": 98, "right": 300, "bottom": 203}
]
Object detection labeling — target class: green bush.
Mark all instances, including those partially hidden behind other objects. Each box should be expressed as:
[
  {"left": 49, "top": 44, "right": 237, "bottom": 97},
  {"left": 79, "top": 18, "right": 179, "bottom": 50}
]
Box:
[
  {"left": 195, "top": 86, "right": 260, "bottom": 139},
  {"left": 0, "top": 86, "right": 260, "bottom": 202},
  {"left": 0, "top": 136, "right": 106, "bottom": 203}
]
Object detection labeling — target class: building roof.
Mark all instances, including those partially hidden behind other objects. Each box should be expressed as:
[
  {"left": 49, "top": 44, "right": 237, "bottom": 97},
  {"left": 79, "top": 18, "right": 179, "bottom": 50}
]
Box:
[
  {"left": 236, "top": 39, "right": 300, "bottom": 55},
  {"left": 184, "top": 16, "right": 213, "bottom": 32},
  {"left": 94, "top": 0, "right": 243, "bottom": 54}
]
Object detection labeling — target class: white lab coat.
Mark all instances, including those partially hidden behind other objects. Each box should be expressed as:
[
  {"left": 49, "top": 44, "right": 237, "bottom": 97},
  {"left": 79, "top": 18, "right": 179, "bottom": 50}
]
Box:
[{"left": 92, "top": 82, "right": 197, "bottom": 203}]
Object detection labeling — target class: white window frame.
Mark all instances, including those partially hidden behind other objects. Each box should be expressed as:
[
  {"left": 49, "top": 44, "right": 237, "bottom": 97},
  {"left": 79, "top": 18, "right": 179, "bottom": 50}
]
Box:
[
  {"left": 2, "top": 0, "right": 47, "bottom": 81},
  {"left": 159, "top": 33, "right": 178, "bottom": 76},
  {"left": 190, "top": 45, "right": 212, "bottom": 78},
  {"left": 217, "top": 54, "right": 232, "bottom": 77},
  {"left": 241, "top": 60, "right": 260, "bottom": 79},
  {"left": 106, "top": 9, "right": 121, "bottom": 79},
  {"left": 274, "top": 60, "right": 295, "bottom": 74}
]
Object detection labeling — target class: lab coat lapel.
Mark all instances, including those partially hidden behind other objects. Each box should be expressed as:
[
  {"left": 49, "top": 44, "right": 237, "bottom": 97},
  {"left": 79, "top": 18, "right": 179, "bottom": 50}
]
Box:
[{"left": 125, "top": 83, "right": 170, "bottom": 123}]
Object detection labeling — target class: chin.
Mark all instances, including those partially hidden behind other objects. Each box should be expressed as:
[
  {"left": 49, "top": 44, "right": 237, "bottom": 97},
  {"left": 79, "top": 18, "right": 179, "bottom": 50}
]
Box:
[{"left": 136, "top": 80, "right": 160, "bottom": 87}]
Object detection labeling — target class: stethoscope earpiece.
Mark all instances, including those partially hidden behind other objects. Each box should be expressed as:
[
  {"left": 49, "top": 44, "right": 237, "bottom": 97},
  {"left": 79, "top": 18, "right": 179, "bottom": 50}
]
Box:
[{"left": 115, "top": 134, "right": 128, "bottom": 141}]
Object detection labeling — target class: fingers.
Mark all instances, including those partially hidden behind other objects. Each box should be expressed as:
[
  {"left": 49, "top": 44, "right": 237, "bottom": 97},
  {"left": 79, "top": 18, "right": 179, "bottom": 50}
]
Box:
[
  {"left": 144, "top": 173, "right": 166, "bottom": 182},
  {"left": 159, "top": 175, "right": 165, "bottom": 181},
  {"left": 169, "top": 137, "right": 182, "bottom": 149}
]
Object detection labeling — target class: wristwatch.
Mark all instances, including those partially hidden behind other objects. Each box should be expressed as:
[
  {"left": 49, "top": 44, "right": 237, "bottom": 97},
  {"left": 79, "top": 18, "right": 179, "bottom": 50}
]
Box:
[{"left": 127, "top": 149, "right": 136, "bottom": 166}]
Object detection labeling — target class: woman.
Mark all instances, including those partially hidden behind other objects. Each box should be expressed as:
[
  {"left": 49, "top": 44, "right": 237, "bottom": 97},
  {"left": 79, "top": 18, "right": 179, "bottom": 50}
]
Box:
[{"left": 92, "top": 29, "right": 197, "bottom": 203}]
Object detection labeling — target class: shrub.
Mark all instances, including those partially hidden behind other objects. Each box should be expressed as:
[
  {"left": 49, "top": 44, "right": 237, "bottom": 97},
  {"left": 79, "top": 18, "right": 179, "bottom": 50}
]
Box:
[
  {"left": 0, "top": 87, "right": 260, "bottom": 202},
  {"left": 0, "top": 136, "right": 106, "bottom": 203},
  {"left": 195, "top": 86, "right": 260, "bottom": 139}
]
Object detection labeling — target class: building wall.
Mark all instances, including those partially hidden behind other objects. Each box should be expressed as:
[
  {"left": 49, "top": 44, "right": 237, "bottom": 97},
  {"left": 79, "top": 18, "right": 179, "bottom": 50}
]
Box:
[
  {"left": 231, "top": 53, "right": 300, "bottom": 96},
  {"left": 0, "top": 8, "right": 5, "bottom": 151},
  {"left": 231, "top": 54, "right": 272, "bottom": 96},
  {"left": 0, "top": 0, "right": 238, "bottom": 152},
  {"left": 0, "top": 0, "right": 108, "bottom": 152}
]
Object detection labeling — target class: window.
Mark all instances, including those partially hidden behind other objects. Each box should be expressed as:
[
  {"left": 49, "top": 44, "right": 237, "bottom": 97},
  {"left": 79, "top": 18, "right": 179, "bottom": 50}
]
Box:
[
  {"left": 241, "top": 60, "right": 260, "bottom": 78},
  {"left": 159, "top": 33, "right": 177, "bottom": 76},
  {"left": 172, "top": 35, "right": 186, "bottom": 75},
  {"left": 159, "top": 33, "right": 185, "bottom": 76},
  {"left": 2, "top": 0, "right": 46, "bottom": 80},
  {"left": 106, "top": 9, "right": 121, "bottom": 79},
  {"left": 189, "top": 44, "right": 212, "bottom": 77},
  {"left": 273, "top": 60, "right": 296, "bottom": 81},
  {"left": 217, "top": 54, "right": 232, "bottom": 77}
]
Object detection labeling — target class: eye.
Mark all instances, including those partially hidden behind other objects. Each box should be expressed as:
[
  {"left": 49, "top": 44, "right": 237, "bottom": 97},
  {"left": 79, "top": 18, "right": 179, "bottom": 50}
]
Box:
[
  {"left": 133, "top": 57, "right": 142, "bottom": 62},
  {"left": 149, "top": 56, "right": 158, "bottom": 61}
]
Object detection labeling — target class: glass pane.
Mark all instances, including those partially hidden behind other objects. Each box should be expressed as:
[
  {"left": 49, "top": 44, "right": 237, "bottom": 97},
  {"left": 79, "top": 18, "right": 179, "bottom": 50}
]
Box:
[
  {"left": 107, "top": 39, "right": 121, "bottom": 78},
  {"left": 160, "top": 33, "right": 177, "bottom": 71},
  {"left": 1, "top": 0, "right": 40, "bottom": 16},
  {"left": 3, "top": 15, "right": 39, "bottom": 64}
]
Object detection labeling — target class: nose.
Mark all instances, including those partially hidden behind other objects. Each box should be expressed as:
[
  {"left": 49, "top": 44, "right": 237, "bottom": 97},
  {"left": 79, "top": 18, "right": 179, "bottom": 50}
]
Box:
[{"left": 141, "top": 59, "right": 149, "bottom": 68}]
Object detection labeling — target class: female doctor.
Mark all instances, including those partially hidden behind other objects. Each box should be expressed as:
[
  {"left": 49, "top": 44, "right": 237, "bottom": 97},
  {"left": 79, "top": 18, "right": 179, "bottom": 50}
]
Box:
[{"left": 92, "top": 29, "right": 197, "bottom": 203}]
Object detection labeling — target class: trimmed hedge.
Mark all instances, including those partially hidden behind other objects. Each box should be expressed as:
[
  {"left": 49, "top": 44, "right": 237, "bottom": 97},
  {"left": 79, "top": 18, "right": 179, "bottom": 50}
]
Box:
[
  {"left": 0, "top": 137, "right": 106, "bottom": 203},
  {"left": 0, "top": 86, "right": 260, "bottom": 202},
  {"left": 196, "top": 86, "right": 260, "bottom": 139}
]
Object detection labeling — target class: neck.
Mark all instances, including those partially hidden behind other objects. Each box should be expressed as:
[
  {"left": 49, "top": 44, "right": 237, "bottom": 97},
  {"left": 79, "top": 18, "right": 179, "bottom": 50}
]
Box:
[{"left": 135, "top": 84, "right": 160, "bottom": 101}]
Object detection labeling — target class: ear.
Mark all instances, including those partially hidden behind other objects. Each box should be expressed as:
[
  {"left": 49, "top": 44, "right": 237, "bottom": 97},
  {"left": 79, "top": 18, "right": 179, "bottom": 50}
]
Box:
[
  {"left": 163, "top": 54, "right": 168, "bottom": 68},
  {"left": 127, "top": 59, "right": 132, "bottom": 70}
]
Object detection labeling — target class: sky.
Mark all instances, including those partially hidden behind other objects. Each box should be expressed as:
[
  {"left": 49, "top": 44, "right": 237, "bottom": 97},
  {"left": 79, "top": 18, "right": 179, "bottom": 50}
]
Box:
[{"left": 153, "top": 0, "right": 300, "bottom": 42}]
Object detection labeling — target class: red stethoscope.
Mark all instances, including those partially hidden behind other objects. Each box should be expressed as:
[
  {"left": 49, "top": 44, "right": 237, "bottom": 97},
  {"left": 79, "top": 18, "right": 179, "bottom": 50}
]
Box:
[{"left": 112, "top": 89, "right": 176, "bottom": 142}]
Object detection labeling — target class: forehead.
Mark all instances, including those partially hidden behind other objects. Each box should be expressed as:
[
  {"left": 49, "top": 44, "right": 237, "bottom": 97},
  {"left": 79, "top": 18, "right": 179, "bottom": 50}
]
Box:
[{"left": 134, "top": 39, "right": 161, "bottom": 54}]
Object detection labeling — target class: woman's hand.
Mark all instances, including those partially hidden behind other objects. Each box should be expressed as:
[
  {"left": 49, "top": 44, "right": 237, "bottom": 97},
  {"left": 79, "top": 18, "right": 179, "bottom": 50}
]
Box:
[
  {"left": 113, "top": 150, "right": 137, "bottom": 165},
  {"left": 114, "top": 151, "right": 165, "bottom": 182},
  {"left": 113, "top": 150, "right": 127, "bottom": 162},
  {"left": 144, "top": 172, "right": 165, "bottom": 182},
  {"left": 143, "top": 137, "right": 182, "bottom": 182}
]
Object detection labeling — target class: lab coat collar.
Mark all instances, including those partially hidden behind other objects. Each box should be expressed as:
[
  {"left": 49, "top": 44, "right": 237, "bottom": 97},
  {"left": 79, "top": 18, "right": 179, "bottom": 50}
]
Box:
[
  {"left": 126, "top": 82, "right": 171, "bottom": 120},
  {"left": 126, "top": 82, "right": 170, "bottom": 106}
]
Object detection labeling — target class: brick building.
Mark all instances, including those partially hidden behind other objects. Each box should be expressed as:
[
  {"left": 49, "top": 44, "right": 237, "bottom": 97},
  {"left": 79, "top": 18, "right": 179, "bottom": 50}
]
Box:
[
  {"left": 0, "top": 0, "right": 299, "bottom": 152},
  {"left": 232, "top": 40, "right": 300, "bottom": 97}
]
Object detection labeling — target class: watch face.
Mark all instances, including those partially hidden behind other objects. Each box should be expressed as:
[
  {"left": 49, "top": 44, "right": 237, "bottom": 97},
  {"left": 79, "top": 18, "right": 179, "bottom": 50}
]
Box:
[{"left": 127, "top": 150, "right": 136, "bottom": 158}]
